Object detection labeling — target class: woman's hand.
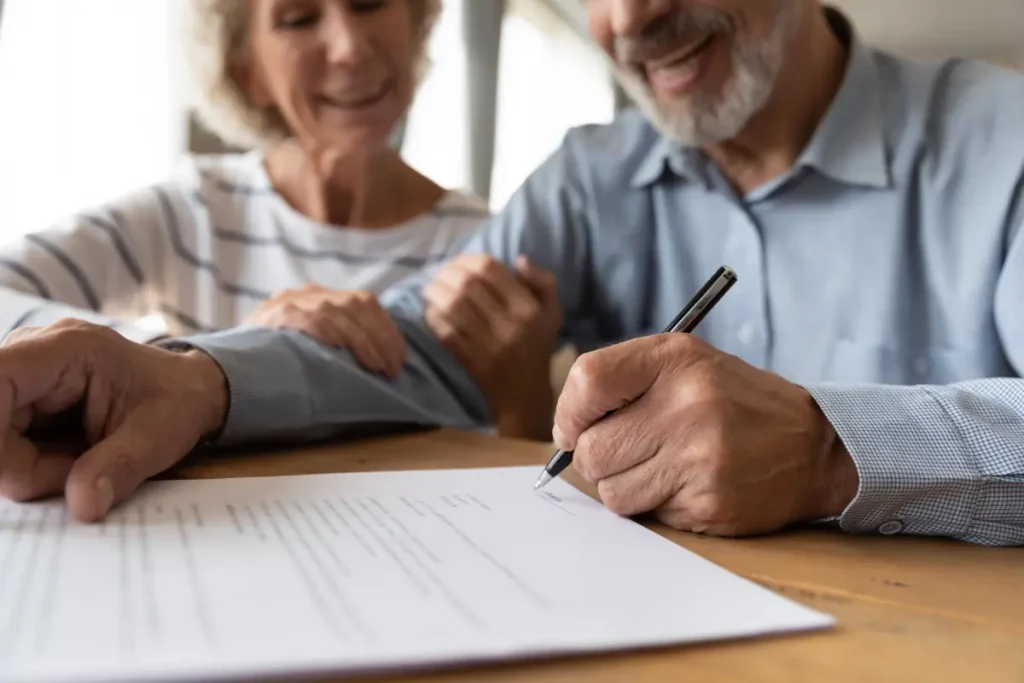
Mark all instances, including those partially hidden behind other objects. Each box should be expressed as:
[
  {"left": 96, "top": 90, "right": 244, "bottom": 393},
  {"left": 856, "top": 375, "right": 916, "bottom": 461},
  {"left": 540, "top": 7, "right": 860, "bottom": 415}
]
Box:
[
  {"left": 245, "top": 286, "right": 406, "bottom": 378},
  {"left": 423, "top": 255, "right": 562, "bottom": 441}
]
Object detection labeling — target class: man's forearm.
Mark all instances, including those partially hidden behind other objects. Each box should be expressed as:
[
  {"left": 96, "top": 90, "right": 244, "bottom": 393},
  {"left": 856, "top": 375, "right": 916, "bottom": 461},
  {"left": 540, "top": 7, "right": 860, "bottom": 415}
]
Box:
[
  {"left": 806, "top": 379, "right": 1024, "bottom": 546},
  {"left": 176, "top": 318, "right": 491, "bottom": 446}
]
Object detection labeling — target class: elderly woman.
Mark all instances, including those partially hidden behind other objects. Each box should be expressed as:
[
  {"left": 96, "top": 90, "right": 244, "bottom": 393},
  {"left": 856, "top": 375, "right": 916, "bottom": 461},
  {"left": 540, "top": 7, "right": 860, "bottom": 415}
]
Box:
[
  {"left": 0, "top": 0, "right": 562, "bottom": 440},
  {"left": 0, "top": 0, "right": 487, "bottom": 375}
]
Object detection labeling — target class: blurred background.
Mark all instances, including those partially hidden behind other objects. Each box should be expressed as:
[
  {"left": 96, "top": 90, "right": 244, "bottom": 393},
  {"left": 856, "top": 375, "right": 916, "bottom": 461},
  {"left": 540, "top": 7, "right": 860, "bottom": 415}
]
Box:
[{"left": 0, "top": 0, "right": 1021, "bottom": 243}]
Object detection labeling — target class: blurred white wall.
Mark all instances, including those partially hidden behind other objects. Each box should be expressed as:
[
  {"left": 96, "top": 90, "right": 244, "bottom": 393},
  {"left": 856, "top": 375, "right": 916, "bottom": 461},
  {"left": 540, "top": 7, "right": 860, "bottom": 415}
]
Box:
[
  {"left": 831, "top": 0, "right": 1024, "bottom": 65},
  {"left": 0, "top": 0, "right": 184, "bottom": 240}
]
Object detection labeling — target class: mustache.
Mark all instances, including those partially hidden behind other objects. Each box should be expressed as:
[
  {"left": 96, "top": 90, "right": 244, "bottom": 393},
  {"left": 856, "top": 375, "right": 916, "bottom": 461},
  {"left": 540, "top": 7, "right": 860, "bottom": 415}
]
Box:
[{"left": 614, "top": 7, "right": 732, "bottom": 64}]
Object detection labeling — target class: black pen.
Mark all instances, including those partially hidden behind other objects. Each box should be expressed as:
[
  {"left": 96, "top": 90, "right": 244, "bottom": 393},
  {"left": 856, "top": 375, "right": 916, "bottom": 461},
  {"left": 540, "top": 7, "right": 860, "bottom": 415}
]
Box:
[{"left": 534, "top": 266, "right": 738, "bottom": 491}]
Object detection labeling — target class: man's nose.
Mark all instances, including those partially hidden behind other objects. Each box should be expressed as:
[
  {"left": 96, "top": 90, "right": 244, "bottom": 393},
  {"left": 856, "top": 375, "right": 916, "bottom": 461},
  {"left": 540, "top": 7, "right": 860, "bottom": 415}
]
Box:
[{"left": 607, "top": 0, "right": 677, "bottom": 37}]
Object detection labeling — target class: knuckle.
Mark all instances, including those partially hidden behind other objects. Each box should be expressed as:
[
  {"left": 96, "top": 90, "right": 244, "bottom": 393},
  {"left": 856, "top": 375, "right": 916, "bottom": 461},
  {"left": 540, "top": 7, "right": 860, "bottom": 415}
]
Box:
[
  {"left": 655, "top": 508, "right": 692, "bottom": 532},
  {"left": 3, "top": 326, "right": 39, "bottom": 346},
  {"left": 461, "top": 254, "right": 490, "bottom": 271},
  {"left": 421, "top": 283, "right": 436, "bottom": 304},
  {"left": 52, "top": 318, "right": 98, "bottom": 339},
  {"left": 312, "top": 299, "right": 336, "bottom": 316},
  {"left": 479, "top": 259, "right": 504, "bottom": 280},
  {"left": 679, "top": 376, "right": 727, "bottom": 415},
  {"left": 51, "top": 317, "right": 86, "bottom": 330},
  {"left": 427, "top": 315, "right": 456, "bottom": 343},
  {"left": 493, "top": 327, "right": 516, "bottom": 352},
  {"left": 576, "top": 428, "right": 597, "bottom": 453},
  {"left": 55, "top": 320, "right": 118, "bottom": 347},
  {"left": 423, "top": 284, "right": 449, "bottom": 310},
  {"left": 597, "top": 479, "right": 633, "bottom": 516},
  {"left": 453, "top": 269, "right": 479, "bottom": 294},
  {"left": 664, "top": 331, "right": 709, "bottom": 356},
  {"left": 455, "top": 253, "right": 482, "bottom": 267},
  {"left": 662, "top": 332, "right": 697, "bottom": 353},
  {"left": 572, "top": 454, "right": 597, "bottom": 484},
  {"left": 687, "top": 493, "right": 730, "bottom": 527},
  {"left": 574, "top": 431, "right": 605, "bottom": 479},
  {"left": 518, "top": 300, "right": 541, "bottom": 323},
  {"left": 566, "top": 353, "right": 604, "bottom": 399}
]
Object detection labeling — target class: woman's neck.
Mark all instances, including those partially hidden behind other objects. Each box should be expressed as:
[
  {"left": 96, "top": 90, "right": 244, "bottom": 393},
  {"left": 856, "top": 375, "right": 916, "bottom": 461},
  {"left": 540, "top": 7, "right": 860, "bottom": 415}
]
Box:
[{"left": 263, "top": 140, "right": 446, "bottom": 229}]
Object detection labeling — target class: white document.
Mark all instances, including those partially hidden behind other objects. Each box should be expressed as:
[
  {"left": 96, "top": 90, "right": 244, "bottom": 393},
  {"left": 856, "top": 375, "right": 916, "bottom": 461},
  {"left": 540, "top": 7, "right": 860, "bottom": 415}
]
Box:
[{"left": 0, "top": 466, "right": 833, "bottom": 682}]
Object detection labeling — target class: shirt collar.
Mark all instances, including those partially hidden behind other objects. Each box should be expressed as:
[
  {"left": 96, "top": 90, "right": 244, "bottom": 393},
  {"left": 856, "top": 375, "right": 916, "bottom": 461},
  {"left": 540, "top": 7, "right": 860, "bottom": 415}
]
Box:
[
  {"left": 630, "top": 6, "right": 891, "bottom": 191},
  {"left": 630, "top": 137, "right": 706, "bottom": 188},
  {"left": 796, "top": 7, "right": 891, "bottom": 189}
]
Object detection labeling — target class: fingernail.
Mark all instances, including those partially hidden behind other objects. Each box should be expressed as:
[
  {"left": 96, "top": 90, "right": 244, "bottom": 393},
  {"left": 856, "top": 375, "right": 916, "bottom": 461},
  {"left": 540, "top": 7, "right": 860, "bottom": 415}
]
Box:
[{"left": 94, "top": 477, "right": 114, "bottom": 518}]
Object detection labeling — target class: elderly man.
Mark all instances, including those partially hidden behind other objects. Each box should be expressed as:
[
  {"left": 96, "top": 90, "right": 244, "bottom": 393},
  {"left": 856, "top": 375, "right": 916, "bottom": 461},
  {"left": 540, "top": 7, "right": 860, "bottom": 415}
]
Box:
[{"left": 1, "top": 0, "right": 1022, "bottom": 546}]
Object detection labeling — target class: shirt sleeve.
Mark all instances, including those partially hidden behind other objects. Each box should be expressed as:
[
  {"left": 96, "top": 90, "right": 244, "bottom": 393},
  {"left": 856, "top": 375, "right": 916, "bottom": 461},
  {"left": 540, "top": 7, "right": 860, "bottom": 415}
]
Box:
[
  {"left": 804, "top": 208, "right": 1024, "bottom": 548},
  {"left": 181, "top": 132, "right": 602, "bottom": 443},
  {"left": 169, "top": 322, "right": 490, "bottom": 445},
  {"left": 0, "top": 184, "right": 169, "bottom": 342},
  {"left": 806, "top": 380, "right": 1024, "bottom": 546}
]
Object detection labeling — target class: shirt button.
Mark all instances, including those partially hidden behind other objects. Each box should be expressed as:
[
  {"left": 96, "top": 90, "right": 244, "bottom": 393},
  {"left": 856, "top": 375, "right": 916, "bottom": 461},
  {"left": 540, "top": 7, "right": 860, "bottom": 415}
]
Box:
[
  {"left": 737, "top": 323, "right": 757, "bottom": 345},
  {"left": 879, "top": 520, "right": 904, "bottom": 535}
]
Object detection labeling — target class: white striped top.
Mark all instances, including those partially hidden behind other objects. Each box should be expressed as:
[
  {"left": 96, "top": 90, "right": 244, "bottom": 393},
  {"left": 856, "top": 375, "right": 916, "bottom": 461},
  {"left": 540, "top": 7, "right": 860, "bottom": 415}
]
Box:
[{"left": 0, "top": 152, "right": 490, "bottom": 340}]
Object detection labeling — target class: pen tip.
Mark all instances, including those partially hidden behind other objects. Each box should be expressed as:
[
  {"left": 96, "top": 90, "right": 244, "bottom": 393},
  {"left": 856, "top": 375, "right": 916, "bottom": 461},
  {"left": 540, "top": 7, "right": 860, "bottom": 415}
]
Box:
[{"left": 534, "top": 471, "right": 552, "bottom": 491}]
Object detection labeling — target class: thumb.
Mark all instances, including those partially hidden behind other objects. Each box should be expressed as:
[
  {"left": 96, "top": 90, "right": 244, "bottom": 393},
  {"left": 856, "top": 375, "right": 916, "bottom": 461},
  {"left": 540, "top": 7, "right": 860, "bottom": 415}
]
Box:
[
  {"left": 514, "top": 256, "right": 558, "bottom": 305},
  {"left": 553, "top": 336, "right": 669, "bottom": 450},
  {"left": 64, "top": 417, "right": 178, "bottom": 522}
]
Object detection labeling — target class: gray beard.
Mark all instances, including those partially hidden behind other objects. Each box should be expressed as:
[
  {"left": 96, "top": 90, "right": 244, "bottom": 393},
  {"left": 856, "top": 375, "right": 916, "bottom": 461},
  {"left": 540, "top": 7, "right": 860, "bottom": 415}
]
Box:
[{"left": 613, "top": 2, "right": 803, "bottom": 148}]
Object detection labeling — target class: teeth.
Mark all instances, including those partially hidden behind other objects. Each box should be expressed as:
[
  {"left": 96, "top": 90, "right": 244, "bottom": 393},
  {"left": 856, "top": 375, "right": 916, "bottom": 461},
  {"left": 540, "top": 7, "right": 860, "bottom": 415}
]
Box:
[
  {"left": 649, "top": 35, "right": 712, "bottom": 69},
  {"left": 651, "top": 58, "right": 700, "bottom": 80},
  {"left": 323, "top": 84, "right": 386, "bottom": 106}
]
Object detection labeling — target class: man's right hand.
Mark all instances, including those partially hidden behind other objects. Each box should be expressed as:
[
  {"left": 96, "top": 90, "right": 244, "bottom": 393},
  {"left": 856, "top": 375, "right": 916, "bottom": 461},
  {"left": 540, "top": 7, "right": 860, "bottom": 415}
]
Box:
[{"left": 0, "top": 319, "right": 227, "bottom": 522}]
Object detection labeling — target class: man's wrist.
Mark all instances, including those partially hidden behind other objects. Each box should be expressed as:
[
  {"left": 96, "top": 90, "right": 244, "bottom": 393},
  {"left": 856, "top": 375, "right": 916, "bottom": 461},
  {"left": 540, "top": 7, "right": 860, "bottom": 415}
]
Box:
[
  {"left": 186, "top": 350, "right": 229, "bottom": 441},
  {"left": 805, "top": 403, "right": 860, "bottom": 520},
  {"left": 164, "top": 343, "right": 230, "bottom": 445}
]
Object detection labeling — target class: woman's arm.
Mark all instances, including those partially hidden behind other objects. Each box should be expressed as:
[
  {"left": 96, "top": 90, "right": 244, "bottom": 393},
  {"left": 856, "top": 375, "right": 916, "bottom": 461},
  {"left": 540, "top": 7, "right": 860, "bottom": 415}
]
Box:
[{"left": 0, "top": 185, "right": 167, "bottom": 341}]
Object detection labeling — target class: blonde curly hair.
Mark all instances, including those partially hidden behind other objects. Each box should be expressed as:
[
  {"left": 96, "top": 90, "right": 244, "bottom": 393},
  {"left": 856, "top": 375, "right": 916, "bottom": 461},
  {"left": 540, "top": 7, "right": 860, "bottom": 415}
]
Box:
[{"left": 181, "top": 0, "right": 442, "bottom": 149}]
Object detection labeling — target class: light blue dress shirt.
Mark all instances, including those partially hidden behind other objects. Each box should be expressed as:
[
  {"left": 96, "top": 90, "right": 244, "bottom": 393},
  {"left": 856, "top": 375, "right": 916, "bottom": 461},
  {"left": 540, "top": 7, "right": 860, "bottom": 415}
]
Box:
[{"left": 182, "top": 11, "right": 1024, "bottom": 545}]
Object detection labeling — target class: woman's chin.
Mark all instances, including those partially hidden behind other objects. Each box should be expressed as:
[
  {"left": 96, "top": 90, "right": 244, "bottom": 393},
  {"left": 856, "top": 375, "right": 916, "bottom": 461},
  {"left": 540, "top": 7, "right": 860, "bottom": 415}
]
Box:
[
  {"left": 318, "top": 116, "right": 401, "bottom": 151},
  {"left": 291, "top": 127, "right": 394, "bottom": 161}
]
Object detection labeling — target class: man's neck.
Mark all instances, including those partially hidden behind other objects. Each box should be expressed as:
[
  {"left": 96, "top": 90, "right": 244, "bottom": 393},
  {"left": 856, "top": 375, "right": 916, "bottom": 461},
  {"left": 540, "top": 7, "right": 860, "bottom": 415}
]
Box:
[{"left": 704, "top": 6, "right": 848, "bottom": 196}]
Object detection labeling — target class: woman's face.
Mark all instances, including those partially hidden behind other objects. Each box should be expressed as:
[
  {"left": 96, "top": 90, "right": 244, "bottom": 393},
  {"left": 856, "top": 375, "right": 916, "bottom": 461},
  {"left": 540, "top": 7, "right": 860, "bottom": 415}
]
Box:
[{"left": 243, "top": 0, "right": 419, "bottom": 154}]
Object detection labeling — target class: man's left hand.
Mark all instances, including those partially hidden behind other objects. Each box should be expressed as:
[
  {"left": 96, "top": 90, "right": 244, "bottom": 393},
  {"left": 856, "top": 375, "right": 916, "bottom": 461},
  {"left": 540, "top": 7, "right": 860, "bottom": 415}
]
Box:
[
  {"left": 0, "top": 320, "right": 228, "bottom": 522},
  {"left": 553, "top": 334, "right": 859, "bottom": 536}
]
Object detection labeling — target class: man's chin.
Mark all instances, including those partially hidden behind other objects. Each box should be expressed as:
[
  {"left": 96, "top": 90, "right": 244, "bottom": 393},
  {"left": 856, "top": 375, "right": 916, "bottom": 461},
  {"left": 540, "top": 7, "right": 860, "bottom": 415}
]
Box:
[
  {"left": 614, "top": 71, "right": 713, "bottom": 147},
  {"left": 633, "top": 85, "right": 767, "bottom": 148},
  {"left": 632, "top": 96, "right": 710, "bottom": 147}
]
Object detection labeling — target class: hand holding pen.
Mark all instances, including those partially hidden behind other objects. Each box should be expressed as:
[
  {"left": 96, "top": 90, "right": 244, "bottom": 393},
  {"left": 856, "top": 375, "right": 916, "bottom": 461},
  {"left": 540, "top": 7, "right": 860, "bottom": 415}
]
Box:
[{"left": 535, "top": 266, "right": 738, "bottom": 490}]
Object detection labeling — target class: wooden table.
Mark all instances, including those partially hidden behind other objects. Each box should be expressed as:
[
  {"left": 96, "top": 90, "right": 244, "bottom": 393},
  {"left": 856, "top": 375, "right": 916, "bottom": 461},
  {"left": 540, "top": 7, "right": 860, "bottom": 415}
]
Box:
[{"left": 170, "top": 428, "right": 1024, "bottom": 683}]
